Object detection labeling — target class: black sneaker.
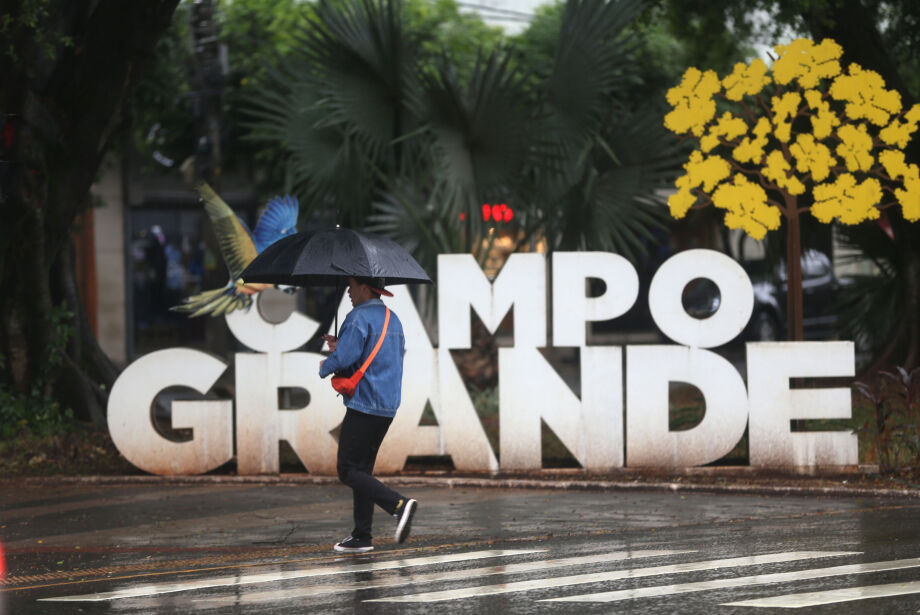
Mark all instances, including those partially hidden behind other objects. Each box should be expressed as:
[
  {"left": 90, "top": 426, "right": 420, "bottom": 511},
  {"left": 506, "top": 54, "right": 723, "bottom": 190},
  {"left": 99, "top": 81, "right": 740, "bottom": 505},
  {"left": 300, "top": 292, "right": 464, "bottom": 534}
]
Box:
[
  {"left": 333, "top": 535, "right": 373, "bottom": 553},
  {"left": 394, "top": 498, "right": 418, "bottom": 544}
]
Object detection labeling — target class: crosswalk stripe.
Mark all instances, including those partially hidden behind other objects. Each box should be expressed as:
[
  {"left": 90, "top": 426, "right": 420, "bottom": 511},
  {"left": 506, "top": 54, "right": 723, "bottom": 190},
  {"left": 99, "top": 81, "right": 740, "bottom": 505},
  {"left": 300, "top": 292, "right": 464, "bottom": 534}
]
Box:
[
  {"left": 191, "top": 549, "right": 691, "bottom": 606},
  {"left": 545, "top": 557, "right": 920, "bottom": 603},
  {"left": 38, "top": 549, "right": 542, "bottom": 602},
  {"left": 366, "top": 551, "right": 856, "bottom": 603},
  {"left": 195, "top": 550, "right": 696, "bottom": 604},
  {"left": 723, "top": 580, "right": 920, "bottom": 608}
]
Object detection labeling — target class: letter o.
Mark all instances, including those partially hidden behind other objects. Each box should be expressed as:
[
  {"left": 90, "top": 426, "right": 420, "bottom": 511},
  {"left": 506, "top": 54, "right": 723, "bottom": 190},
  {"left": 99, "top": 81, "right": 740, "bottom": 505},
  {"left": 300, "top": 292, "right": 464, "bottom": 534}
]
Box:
[{"left": 648, "top": 249, "right": 753, "bottom": 348}]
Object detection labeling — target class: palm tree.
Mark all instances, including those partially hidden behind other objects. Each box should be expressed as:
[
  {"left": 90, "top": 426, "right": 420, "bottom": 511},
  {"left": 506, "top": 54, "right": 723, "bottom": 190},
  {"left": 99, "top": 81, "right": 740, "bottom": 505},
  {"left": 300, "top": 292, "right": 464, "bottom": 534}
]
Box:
[{"left": 246, "top": 0, "right": 681, "bottom": 277}]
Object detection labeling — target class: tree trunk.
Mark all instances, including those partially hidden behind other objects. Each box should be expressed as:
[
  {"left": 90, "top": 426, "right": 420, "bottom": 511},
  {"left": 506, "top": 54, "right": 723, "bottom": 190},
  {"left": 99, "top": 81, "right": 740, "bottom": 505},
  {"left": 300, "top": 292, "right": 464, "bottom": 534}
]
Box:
[
  {"left": 53, "top": 237, "right": 120, "bottom": 425},
  {"left": 784, "top": 201, "right": 804, "bottom": 341},
  {"left": 0, "top": 0, "right": 180, "bottom": 424}
]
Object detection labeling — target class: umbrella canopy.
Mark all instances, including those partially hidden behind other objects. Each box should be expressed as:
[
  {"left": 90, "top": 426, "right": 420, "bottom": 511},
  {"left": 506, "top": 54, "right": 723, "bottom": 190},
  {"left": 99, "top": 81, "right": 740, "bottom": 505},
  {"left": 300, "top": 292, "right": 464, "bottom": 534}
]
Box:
[{"left": 240, "top": 227, "right": 432, "bottom": 287}]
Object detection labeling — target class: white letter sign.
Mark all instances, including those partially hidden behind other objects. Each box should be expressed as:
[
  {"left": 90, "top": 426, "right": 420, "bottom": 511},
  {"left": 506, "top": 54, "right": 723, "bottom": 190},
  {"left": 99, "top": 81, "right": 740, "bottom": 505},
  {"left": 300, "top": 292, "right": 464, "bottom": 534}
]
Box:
[
  {"left": 747, "top": 341, "right": 857, "bottom": 466},
  {"left": 108, "top": 348, "right": 232, "bottom": 475},
  {"left": 108, "top": 249, "right": 859, "bottom": 475}
]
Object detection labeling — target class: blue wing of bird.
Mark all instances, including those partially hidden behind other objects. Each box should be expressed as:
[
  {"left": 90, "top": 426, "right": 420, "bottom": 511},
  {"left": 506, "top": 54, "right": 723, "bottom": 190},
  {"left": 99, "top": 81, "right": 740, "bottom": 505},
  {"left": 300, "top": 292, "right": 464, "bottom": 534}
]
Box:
[{"left": 253, "top": 194, "right": 299, "bottom": 253}]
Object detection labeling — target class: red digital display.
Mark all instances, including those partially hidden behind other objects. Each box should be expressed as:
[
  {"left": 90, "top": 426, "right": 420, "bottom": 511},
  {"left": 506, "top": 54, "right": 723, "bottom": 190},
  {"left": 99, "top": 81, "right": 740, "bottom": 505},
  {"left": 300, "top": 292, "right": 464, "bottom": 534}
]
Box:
[
  {"left": 460, "top": 204, "right": 514, "bottom": 223},
  {"left": 481, "top": 203, "right": 513, "bottom": 222}
]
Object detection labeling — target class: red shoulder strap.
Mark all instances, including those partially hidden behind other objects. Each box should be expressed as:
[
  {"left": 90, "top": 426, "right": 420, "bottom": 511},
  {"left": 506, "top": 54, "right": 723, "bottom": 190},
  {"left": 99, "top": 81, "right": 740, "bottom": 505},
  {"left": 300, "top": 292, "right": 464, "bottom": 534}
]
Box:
[{"left": 355, "top": 307, "right": 390, "bottom": 375}]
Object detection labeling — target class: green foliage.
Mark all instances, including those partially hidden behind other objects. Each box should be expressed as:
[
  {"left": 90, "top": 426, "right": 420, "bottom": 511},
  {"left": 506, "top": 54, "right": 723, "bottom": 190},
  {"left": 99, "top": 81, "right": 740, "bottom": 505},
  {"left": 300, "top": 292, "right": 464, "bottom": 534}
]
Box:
[
  {"left": 0, "top": 0, "right": 74, "bottom": 62},
  {"left": 131, "top": 0, "right": 499, "bottom": 198},
  {"left": 131, "top": 2, "right": 195, "bottom": 172},
  {"left": 0, "top": 304, "right": 74, "bottom": 439},
  {"left": 219, "top": 0, "right": 312, "bottom": 189},
  {"left": 833, "top": 221, "right": 900, "bottom": 357},
  {"left": 0, "top": 428, "right": 134, "bottom": 476},
  {"left": 469, "top": 385, "right": 499, "bottom": 453},
  {"left": 855, "top": 367, "right": 920, "bottom": 472},
  {"left": 406, "top": 0, "right": 505, "bottom": 79},
  {"left": 658, "top": 0, "right": 760, "bottom": 72},
  {"left": 509, "top": 1, "right": 564, "bottom": 86},
  {"left": 130, "top": 0, "right": 310, "bottom": 191},
  {"left": 250, "top": 0, "right": 681, "bottom": 271}
]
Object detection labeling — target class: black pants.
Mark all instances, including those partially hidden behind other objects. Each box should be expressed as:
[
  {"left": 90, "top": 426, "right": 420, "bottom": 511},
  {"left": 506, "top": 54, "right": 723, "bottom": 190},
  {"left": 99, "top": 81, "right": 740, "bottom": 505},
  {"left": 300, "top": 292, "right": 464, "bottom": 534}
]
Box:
[{"left": 337, "top": 407, "right": 403, "bottom": 540}]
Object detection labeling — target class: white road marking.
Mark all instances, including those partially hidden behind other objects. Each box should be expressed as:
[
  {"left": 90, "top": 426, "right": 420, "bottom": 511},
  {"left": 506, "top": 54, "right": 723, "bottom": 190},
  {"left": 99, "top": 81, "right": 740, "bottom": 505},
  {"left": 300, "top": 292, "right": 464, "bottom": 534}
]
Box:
[
  {"left": 194, "top": 550, "right": 696, "bottom": 604},
  {"left": 366, "top": 551, "right": 856, "bottom": 603},
  {"left": 38, "top": 549, "right": 542, "bottom": 602},
  {"left": 191, "top": 549, "right": 691, "bottom": 606},
  {"left": 723, "top": 580, "right": 920, "bottom": 608},
  {"left": 546, "top": 557, "right": 920, "bottom": 603}
]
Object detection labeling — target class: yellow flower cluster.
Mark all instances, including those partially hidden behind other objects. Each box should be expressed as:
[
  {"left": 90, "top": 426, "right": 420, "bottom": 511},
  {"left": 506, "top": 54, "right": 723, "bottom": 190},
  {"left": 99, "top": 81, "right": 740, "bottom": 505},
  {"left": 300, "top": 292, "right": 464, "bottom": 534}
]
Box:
[
  {"left": 895, "top": 182, "right": 920, "bottom": 220},
  {"left": 700, "top": 112, "right": 748, "bottom": 152},
  {"left": 879, "top": 151, "right": 920, "bottom": 221},
  {"left": 732, "top": 117, "right": 771, "bottom": 164},
  {"left": 772, "top": 38, "right": 842, "bottom": 88},
  {"left": 722, "top": 59, "right": 771, "bottom": 101},
  {"left": 835, "top": 123, "right": 874, "bottom": 171},
  {"left": 667, "top": 186, "right": 697, "bottom": 219},
  {"left": 684, "top": 150, "right": 731, "bottom": 191},
  {"left": 712, "top": 175, "right": 781, "bottom": 240},
  {"left": 830, "top": 64, "right": 902, "bottom": 125},
  {"left": 880, "top": 150, "right": 914, "bottom": 179},
  {"left": 771, "top": 92, "right": 802, "bottom": 143},
  {"left": 803, "top": 90, "right": 840, "bottom": 139},
  {"left": 880, "top": 104, "right": 920, "bottom": 148},
  {"left": 663, "top": 36, "right": 920, "bottom": 234},
  {"left": 668, "top": 151, "right": 731, "bottom": 217},
  {"left": 789, "top": 134, "right": 835, "bottom": 181},
  {"left": 812, "top": 174, "right": 882, "bottom": 224},
  {"left": 763, "top": 150, "right": 805, "bottom": 195},
  {"left": 664, "top": 67, "right": 720, "bottom": 137}
]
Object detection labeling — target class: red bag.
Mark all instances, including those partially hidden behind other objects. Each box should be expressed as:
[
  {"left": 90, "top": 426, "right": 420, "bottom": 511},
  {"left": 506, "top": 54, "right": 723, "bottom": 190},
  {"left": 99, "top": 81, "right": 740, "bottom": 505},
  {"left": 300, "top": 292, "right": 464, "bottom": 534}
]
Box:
[{"left": 331, "top": 307, "right": 390, "bottom": 398}]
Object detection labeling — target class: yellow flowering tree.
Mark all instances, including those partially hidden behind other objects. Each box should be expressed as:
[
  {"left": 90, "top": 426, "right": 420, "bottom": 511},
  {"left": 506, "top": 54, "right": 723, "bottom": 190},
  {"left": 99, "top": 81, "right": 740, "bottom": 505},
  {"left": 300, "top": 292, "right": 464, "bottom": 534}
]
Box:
[{"left": 664, "top": 38, "right": 920, "bottom": 340}]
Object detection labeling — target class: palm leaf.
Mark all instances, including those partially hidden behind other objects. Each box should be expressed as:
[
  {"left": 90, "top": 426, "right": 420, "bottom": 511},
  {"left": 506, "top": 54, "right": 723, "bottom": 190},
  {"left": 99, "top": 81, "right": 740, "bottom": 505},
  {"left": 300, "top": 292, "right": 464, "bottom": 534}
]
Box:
[
  {"left": 538, "top": 104, "right": 681, "bottom": 261},
  {"left": 833, "top": 222, "right": 901, "bottom": 354},
  {"left": 244, "top": 0, "right": 423, "bottom": 222},
  {"left": 540, "top": 0, "right": 645, "bottom": 161},
  {"left": 366, "top": 180, "right": 462, "bottom": 281},
  {"left": 416, "top": 48, "right": 535, "bottom": 245},
  {"left": 294, "top": 0, "right": 422, "bottom": 164}
]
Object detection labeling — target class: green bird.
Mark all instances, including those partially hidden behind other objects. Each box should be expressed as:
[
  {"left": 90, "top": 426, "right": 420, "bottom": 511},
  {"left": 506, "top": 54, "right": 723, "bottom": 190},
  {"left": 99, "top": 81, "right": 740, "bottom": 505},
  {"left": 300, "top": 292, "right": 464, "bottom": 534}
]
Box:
[{"left": 171, "top": 183, "right": 299, "bottom": 317}]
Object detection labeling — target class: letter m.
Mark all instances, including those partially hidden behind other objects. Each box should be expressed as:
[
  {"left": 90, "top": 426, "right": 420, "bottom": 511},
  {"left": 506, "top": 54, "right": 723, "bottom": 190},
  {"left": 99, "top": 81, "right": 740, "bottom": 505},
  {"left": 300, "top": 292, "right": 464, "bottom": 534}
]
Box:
[{"left": 438, "top": 253, "right": 546, "bottom": 349}]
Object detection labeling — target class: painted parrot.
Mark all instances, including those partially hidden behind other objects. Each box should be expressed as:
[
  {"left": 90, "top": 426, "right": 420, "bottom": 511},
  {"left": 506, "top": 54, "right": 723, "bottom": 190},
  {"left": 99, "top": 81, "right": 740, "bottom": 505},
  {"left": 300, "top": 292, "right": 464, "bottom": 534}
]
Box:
[{"left": 171, "top": 183, "right": 299, "bottom": 317}]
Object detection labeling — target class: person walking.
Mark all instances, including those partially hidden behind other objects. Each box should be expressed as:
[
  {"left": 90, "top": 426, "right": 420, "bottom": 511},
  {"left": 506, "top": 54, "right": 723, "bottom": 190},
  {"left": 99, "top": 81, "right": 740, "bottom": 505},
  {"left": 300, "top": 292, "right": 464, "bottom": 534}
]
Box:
[{"left": 319, "top": 276, "right": 418, "bottom": 553}]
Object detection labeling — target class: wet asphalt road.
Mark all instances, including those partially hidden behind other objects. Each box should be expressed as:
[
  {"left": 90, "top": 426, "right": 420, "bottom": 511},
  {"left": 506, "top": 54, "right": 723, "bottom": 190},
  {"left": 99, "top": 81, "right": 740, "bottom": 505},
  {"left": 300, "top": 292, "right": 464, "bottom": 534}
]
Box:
[{"left": 2, "top": 482, "right": 920, "bottom": 613}]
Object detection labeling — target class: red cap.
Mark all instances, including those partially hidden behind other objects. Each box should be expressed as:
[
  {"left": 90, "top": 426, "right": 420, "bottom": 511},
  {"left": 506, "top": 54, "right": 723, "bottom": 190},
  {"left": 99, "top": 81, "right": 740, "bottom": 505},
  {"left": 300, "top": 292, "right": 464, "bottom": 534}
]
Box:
[{"left": 356, "top": 276, "right": 393, "bottom": 297}]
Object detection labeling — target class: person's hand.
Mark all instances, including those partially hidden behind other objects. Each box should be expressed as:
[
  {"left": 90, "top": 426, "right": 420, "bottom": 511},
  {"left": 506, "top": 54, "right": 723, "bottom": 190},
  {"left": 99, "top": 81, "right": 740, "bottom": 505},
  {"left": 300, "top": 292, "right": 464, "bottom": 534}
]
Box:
[{"left": 321, "top": 334, "right": 338, "bottom": 352}]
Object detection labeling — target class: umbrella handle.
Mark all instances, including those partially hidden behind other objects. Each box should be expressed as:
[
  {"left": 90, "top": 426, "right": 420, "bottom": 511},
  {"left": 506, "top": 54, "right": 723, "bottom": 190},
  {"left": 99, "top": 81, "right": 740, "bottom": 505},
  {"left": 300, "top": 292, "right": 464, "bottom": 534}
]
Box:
[{"left": 335, "top": 277, "right": 339, "bottom": 337}]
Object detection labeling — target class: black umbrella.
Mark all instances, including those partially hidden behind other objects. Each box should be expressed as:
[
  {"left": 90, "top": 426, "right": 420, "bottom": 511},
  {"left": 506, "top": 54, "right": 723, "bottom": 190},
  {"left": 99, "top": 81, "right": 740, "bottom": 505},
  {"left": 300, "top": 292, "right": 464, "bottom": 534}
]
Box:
[
  {"left": 240, "top": 227, "right": 432, "bottom": 333},
  {"left": 241, "top": 227, "right": 432, "bottom": 286}
]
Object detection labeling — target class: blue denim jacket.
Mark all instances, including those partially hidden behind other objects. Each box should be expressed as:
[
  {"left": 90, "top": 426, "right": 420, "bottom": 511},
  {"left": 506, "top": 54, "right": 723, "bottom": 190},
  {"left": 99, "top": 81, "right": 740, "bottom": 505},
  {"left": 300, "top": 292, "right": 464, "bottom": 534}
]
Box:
[{"left": 318, "top": 299, "right": 405, "bottom": 417}]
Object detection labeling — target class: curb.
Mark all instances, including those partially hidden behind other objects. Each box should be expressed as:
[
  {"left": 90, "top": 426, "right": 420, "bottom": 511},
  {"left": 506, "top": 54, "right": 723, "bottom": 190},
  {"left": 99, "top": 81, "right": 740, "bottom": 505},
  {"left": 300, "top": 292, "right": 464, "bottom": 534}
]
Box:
[{"left": 2, "top": 474, "right": 918, "bottom": 500}]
